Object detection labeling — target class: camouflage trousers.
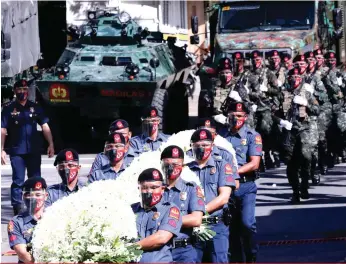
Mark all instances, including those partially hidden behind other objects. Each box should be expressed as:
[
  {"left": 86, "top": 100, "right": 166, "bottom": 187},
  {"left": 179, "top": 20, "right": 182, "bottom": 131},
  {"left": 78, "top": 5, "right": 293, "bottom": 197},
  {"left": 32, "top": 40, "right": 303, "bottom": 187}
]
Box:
[
  {"left": 327, "top": 104, "right": 346, "bottom": 160},
  {"left": 317, "top": 103, "right": 333, "bottom": 169},
  {"left": 214, "top": 86, "right": 230, "bottom": 115},
  {"left": 283, "top": 119, "right": 319, "bottom": 192}
]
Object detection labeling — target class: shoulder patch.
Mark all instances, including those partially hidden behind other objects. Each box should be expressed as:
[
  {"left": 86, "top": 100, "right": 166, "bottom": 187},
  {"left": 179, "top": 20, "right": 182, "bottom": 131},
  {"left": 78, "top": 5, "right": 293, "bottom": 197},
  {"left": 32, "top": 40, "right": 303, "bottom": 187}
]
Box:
[
  {"left": 225, "top": 163, "right": 233, "bottom": 175},
  {"left": 255, "top": 135, "right": 262, "bottom": 145},
  {"left": 169, "top": 207, "right": 180, "bottom": 220},
  {"left": 196, "top": 186, "right": 204, "bottom": 198},
  {"left": 8, "top": 221, "right": 14, "bottom": 233}
]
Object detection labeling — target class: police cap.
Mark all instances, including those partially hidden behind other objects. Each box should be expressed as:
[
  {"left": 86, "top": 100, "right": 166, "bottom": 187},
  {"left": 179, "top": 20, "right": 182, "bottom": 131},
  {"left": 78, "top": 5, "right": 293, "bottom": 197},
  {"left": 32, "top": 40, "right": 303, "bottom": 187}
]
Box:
[
  {"left": 142, "top": 106, "right": 159, "bottom": 119},
  {"left": 54, "top": 148, "right": 79, "bottom": 166},
  {"left": 196, "top": 118, "right": 216, "bottom": 129},
  {"left": 23, "top": 177, "right": 47, "bottom": 192},
  {"left": 191, "top": 129, "right": 213, "bottom": 143},
  {"left": 106, "top": 132, "right": 126, "bottom": 145},
  {"left": 228, "top": 101, "right": 249, "bottom": 114},
  {"left": 13, "top": 79, "right": 29, "bottom": 89},
  {"left": 109, "top": 119, "right": 129, "bottom": 133},
  {"left": 138, "top": 168, "right": 164, "bottom": 182},
  {"left": 160, "top": 145, "right": 184, "bottom": 160}
]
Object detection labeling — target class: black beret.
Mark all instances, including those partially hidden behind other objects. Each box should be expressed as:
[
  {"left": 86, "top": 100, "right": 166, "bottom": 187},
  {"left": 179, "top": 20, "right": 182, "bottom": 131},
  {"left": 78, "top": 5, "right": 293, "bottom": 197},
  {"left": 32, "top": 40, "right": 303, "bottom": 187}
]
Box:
[
  {"left": 227, "top": 101, "right": 249, "bottom": 114},
  {"left": 106, "top": 132, "right": 126, "bottom": 145},
  {"left": 13, "top": 79, "right": 29, "bottom": 89},
  {"left": 313, "top": 48, "right": 323, "bottom": 56},
  {"left": 304, "top": 51, "right": 315, "bottom": 59},
  {"left": 109, "top": 119, "right": 129, "bottom": 133},
  {"left": 325, "top": 50, "right": 336, "bottom": 59},
  {"left": 287, "top": 67, "right": 301, "bottom": 76},
  {"left": 293, "top": 54, "right": 305, "bottom": 63},
  {"left": 191, "top": 129, "right": 213, "bottom": 143},
  {"left": 268, "top": 50, "right": 280, "bottom": 58},
  {"left": 281, "top": 53, "right": 292, "bottom": 61},
  {"left": 23, "top": 177, "right": 47, "bottom": 192},
  {"left": 161, "top": 145, "right": 184, "bottom": 160},
  {"left": 142, "top": 106, "right": 159, "bottom": 119},
  {"left": 232, "top": 52, "right": 244, "bottom": 60},
  {"left": 138, "top": 168, "right": 164, "bottom": 182},
  {"left": 196, "top": 118, "right": 216, "bottom": 129},
  {"left": 251, "top": 50, "right": 262, "bottom": 59},
  {"left": 54, "top": 148, "right": 79, "bottom": 166},
  {"left": 218, "top": 57, "right": 233, "bottom": 71}
]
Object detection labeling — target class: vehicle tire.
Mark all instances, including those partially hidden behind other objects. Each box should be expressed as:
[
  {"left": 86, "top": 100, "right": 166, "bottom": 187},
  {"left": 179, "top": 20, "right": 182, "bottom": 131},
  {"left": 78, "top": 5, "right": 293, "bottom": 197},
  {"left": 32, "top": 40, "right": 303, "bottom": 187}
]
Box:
[{"left": 151, "top": 87, "right": 169, "bottom": 132}]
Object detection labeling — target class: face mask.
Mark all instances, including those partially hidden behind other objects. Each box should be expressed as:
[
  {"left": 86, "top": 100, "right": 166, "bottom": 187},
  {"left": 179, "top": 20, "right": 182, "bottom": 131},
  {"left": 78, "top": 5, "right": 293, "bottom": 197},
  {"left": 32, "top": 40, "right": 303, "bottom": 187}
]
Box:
[
  {"left": 58, "top": 167, "right": 78, "bottom": 185},
  {"left": 316, "top": 58, "right": 323, "bottom": 68},
  {"left": 229, "top": 115, "right": 245, "bottom": 130},
  {"left": 142, "top": 122, "right": 158, "bottom": 138},
  {"left": 16, "top": 92, "right": 28, "bottom": 101},
  {"left": 328, "top": 60, "right": 336, "bottom": 68},
  {"left": 219, "top": 73, "right": 232, "bottom": 84},
  {"left": 193, "top": 146, "right": 212, "bottom": 161},
  {"left": 24, "top": 197, "right": 45, "bottom": 216},
  {"left": 106, "top": 149, "right": 124, "bottom": 164},
  {"left": 308, "top": 61, "right": 316, "bottom": 72},
  {"left": 254, "top": 59, "right": 262, "bottom": 69},
  {"left": 290, "top": 77, "right": 301, "bottom": 89},
  {"left": 299, "top": 64, "right": 307, "bottom": 75},
  {"left": 162, "top": 164, "right": 182, "bottom": 183},
  {"left": 141, "top": 192, "right": 162, "bottom": 209}
]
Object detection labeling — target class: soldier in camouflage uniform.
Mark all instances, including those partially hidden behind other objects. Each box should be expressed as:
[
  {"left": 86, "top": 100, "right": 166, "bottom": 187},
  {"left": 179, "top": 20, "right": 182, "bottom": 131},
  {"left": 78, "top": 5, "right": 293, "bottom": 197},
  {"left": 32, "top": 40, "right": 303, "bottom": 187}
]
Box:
[
  {"left": 247, "top": 50, "right": 281, "bottom": 169},
  {"left": 268, "top": 50, "right": 286, "bottom": 89},
  {"left": 281, "top": 53, "right": 294, "bottom": 73},
  {"left": 323, "top": 51, "right": 346, "bottom": 164},
  {"left": 304, "top": 51, "right": 332, "bottom": 178},
  {"left": 315, "top": 48, "right": 329, "bottom": 78},
  {"left": 282, "top": 67, "right": 320, "bottom": 203}
]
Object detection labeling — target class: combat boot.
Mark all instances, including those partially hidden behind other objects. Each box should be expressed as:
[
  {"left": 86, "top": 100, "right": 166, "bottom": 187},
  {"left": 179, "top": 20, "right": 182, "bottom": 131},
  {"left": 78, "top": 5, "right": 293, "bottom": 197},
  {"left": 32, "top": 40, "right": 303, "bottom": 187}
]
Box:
[
  {"left": 290, "top": 191, "right": 300, "bottom": 204},
  {"left": 300, "top": 189, "right": 310, "bottom": 200}
]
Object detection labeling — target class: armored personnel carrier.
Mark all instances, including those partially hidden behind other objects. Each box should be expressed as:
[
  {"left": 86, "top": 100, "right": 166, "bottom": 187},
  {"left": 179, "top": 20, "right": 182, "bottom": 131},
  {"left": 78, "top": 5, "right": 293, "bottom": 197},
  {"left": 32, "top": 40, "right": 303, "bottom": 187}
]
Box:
[{"left": 34, "top": 8, "right": 194, "bottom": 151}]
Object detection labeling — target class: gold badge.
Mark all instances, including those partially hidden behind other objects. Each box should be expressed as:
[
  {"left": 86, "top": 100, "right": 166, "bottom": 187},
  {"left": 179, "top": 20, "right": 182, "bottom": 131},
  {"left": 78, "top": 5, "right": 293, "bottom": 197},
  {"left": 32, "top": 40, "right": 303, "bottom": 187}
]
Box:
[
  {"left": 11, "top": 108, "right": 19, "bottom": 116},
  {"left": 241, "top": 139, "right": 247, "bottom": 145},
  {"left": 152, "top": 212, "right": 160, "bottom": 220},
  {"left": 180, "top": 192, "right": 187, "bottom": 201},
  {"left": 22, "top": 228, "right": 33, "bottom": 239},
  {"left": 210, "top": 167, "right": 216, "bottom": 175}
]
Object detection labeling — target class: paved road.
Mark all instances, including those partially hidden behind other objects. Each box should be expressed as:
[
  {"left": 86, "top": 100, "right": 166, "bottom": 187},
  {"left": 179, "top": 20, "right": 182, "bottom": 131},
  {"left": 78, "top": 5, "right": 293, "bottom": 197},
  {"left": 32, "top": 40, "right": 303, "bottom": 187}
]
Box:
[{"left": 1, "top": 155, "right": 346, "bottom": 262}]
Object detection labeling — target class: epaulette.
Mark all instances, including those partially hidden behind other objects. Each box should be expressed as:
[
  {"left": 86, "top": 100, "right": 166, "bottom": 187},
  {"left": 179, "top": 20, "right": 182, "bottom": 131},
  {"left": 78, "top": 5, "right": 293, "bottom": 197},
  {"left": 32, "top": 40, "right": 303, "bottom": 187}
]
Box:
[
  {"left": 185, "top": 181, "right": 195, "bottom": 187},
  {"left": 2, "top": 100, "right": 14, "bottom": 108}
]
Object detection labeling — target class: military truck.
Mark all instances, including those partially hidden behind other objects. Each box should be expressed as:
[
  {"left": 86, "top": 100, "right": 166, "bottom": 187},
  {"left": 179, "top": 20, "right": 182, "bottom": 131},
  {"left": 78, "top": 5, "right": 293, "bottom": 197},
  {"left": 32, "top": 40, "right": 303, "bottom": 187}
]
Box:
[
  {"left": 196, "top": 0, "right": 345, "bottom": 116},
  {"left": 34, "top": 8, "right": 195, "bottom": 151}
]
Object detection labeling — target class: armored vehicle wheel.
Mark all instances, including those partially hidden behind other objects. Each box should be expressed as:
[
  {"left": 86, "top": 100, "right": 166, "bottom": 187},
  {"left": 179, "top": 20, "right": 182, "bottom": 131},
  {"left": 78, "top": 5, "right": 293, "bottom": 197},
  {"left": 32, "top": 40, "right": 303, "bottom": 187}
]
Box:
[{"left": 151, "top": 87, "right": 169, "bottom": 132}]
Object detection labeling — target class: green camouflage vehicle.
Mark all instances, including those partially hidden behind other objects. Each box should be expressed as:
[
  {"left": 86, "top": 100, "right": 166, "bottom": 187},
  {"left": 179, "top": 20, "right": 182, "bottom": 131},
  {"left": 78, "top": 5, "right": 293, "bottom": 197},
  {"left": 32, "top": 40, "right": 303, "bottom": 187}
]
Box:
[
  {"left": 34, "top": 8, "right": 194, "bottom": 151},
  {"left": 197, "top": 0, "right": 345, "bottom": 116}
]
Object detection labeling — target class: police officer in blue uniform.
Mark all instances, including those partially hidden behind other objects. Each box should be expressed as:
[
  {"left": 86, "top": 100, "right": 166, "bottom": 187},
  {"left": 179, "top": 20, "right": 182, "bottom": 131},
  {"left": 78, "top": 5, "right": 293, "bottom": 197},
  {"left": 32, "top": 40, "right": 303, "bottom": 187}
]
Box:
[
  {"left": 130, "top": 107, "right": 170, "bottom": 154},
  {"left": 187, "top": 129, "right": 239, "bottom": 263},
  {"left": 45, "top": 148, "right": 83, "bottom": 207},
  {"left": 90, "top": 119, "right": 137, "bottom": 174},
  {"left": 132, "top": 168, "right": 183, "bottom": 262},
  {"left": 7, "top": 177, "right": 48, "bottom": 263},
  {"left": 1, "top": 79, "right": 54, "bottom": 215},
  {"left": 219, "top": 101, "right": 262, "bottom": 263},
  {"left": 186, "top": 118, "right": 237, "bottom": 165},
  {"left": 160, "top": 145, "right": 205, "bottom": 262},
  {"left": 88, "top": 133, "right": 132, "bottom": 183}
]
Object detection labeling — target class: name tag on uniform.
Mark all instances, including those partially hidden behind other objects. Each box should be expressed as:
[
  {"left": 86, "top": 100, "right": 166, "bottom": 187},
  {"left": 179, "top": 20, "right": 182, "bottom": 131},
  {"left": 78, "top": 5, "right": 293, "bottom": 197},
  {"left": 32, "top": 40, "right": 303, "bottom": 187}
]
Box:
[
  {"left": 241, "top": 139, "right": 247, "bottom": 145},
  {"left": 210, "top": 167, "right": 216, "bottom": 175},
  {"left": 180, "top": 192, "right": 187, "bottom": 201}
]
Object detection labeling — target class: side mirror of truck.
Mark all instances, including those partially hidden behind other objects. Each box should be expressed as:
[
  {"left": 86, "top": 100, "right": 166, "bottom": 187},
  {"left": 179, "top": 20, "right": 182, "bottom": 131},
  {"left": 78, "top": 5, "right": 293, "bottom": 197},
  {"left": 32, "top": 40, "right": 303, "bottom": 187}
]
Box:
[
  {"left": 191, "top": 16, "right": 199, "bottom": 34},
  {"left": 190, "top": 35, "right": 200, "bottom": 45},
  {"left": 1, "top": 32, "right": 11, "bottom": 49}
]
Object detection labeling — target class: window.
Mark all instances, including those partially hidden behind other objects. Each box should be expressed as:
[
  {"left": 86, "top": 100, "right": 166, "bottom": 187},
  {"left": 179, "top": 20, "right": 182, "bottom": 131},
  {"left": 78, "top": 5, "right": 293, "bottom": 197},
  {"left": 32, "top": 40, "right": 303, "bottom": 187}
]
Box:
[
  {"left": 117, "top": 57, "right": 132, "bottom": 66},
  {"left": 80, "top": 56, "right": 95, "bottom": 61},
  {"left": 102, "top": 56, "right": 117, "bottom": 66},
  {"left": 139, "top": 58, "right": 148, "bottom": 64}
]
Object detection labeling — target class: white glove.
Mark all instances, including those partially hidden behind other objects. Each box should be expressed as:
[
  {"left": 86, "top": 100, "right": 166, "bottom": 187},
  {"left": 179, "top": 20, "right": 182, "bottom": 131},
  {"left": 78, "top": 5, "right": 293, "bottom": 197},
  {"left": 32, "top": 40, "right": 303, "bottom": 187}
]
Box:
[
  {"left": 293, "top": 95, "right": 308, "bottom": 106},
  {"left": 303, "top": 83, "right": 314, "bottom": 94},
  {"left": 277, "top": 80, "right": 283, "bottom": 87},
  {"left": 280, "top": 119, "right": 293, "bottom": 130},
  {"left": 251, "top": 104, "right": 258, "bottom": 112},
  {"left": 213, "top": 114, "right": 227, "bottom": 125},
  {"left": 260, "top": 84, "right": 268, "bottom": 92},
  {"left": 337, "top": 77, "right": 343, "bottom": 86},
  {"left": 229, "top": 90, "right": 242, "bottom": 102}
]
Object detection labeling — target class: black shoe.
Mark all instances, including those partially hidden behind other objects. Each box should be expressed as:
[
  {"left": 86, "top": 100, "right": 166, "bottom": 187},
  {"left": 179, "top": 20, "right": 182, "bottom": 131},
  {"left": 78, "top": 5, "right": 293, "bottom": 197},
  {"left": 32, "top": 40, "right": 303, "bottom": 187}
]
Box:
[
  {"left": 300, "top": 190, "right": 310, "bottom": 200},
  {"left": 320, "top": 166, "right": 327, "bottom": 175},
  {"left": 246, "top": 255, "right": 257, "bottom": 263},
  {"left": 291, "top": 192, "right": 300, "bottom": 204},
  {"left": 312, "top": 174, "right": 321, "bottom": 185}
]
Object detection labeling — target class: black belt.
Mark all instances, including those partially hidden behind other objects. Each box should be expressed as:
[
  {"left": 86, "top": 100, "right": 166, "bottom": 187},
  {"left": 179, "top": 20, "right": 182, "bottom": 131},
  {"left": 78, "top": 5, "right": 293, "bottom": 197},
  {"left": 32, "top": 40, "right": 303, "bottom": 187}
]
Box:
[
  {"left": 202, "top": 215, "right": 221, "bottom": 224},
  {"left": 172, "top": 238, "right": 192, "bottom": 248},
  {"left": 239, "top": 175, "right": 256, "bottom": 183}
]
